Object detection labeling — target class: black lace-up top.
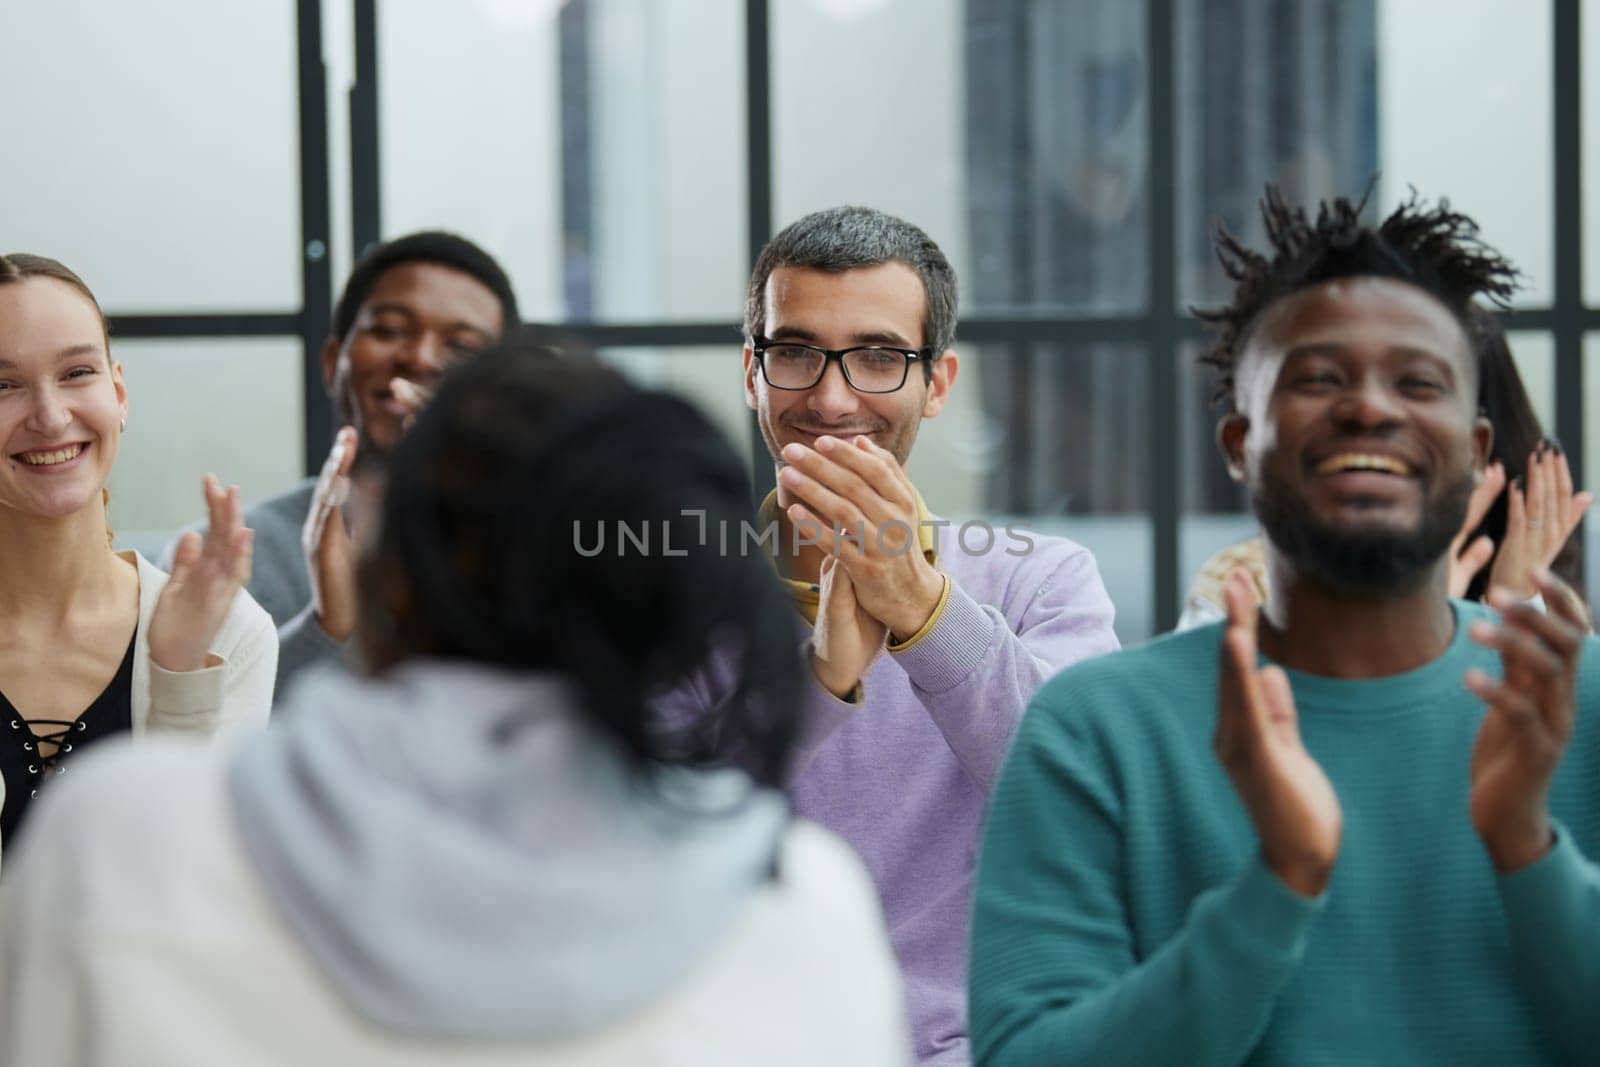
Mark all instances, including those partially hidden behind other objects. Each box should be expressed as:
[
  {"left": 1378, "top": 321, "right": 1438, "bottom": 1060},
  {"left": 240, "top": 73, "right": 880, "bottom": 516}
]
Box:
[{"left": 0, "top": 630, "right": 136, "bottom": 843}]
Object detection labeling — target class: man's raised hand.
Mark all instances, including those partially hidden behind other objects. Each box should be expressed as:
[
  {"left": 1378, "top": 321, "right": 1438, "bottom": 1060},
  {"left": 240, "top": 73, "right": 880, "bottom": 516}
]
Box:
[
  {"left": 810, "top": 554, "right": 888, "bottom": 699},
  {"left": 303, "top": 427, "right": 360, "bottom": 642},
  {"left": 1214, "top": 569, "right": 1343, "bottom": 898},
  {"left": 778, "top": 434, "right": 945, "bottom": 641},
  {"left": 1466, "top": 570, "right": 1586, "bottom": 872}
]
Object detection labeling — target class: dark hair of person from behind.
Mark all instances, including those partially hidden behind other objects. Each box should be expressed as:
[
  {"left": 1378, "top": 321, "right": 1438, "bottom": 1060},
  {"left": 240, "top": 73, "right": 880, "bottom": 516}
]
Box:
[
  {"left": 332, "top": 231, "right": 521, "bottom": 342},
  {"left": 1196, "top": 183, "right": 1520, "bottom": 406},
  {"left": 358, "top": 340, "right": 804, "bottom": 788},
  {"left": 1462, "top": 307, "right": 1584, "bottom": 601}
]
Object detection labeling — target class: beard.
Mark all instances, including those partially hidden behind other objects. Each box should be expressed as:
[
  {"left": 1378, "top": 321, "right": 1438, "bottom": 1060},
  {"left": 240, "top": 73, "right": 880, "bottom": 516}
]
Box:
[{"left": 1254, "top": 464, "right": 1474, "bottom": 597}]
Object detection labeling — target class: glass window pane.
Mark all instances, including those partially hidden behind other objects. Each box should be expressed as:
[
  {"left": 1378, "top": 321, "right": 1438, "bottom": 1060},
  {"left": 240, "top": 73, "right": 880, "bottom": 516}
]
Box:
[
  {"left": 380, "top": 0, "right": 745, "bottom": 324},
  {"left": 1376, "top": 0, "right": 1552, "bottom": 307},
  {"left": 775, "top": 0, "right": 1149, "bottom": 317},
  {"left": 964, "top": 1, "right": 1149, "bottom": 315},
  {"left": 109, "top": 338, "right": 305, "bottom": 538},
  {"left": 1179, "top": 339, "right": 1253, "bottom": 628},
  {"left": 1506, "top": 330, "right": 1555, "bottom": 435},
  {"left": 909, "top": 343, "right": 1153, "bottom": 644},
  {"left": 1177, "top": 0, "right": 1379, "bottom": 310},
  {"left": 0, "top": 1, "right": 302, "bottom": 312},
  {"left": 1179, "top": 341, "right": 1248, "bottom": 515},
  {"left": 1584, "top": 7, "right": 1600, "bottom": 304}
]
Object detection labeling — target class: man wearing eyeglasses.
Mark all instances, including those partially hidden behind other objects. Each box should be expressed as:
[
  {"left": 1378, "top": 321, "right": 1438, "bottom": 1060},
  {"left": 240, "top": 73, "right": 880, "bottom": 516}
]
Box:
[{"left": 736, "top": 205, "right": 1119, "bottom": 1065}]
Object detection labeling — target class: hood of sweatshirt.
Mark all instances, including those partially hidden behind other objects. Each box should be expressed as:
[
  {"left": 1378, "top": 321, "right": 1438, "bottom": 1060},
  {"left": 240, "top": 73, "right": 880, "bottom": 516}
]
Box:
[{"left": 228, "top": 661, "right": 788, "bottom": 1041}]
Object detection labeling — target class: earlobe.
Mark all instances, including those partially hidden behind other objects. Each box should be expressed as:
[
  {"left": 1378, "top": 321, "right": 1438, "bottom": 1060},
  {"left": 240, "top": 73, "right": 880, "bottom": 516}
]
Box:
[
  {"left": 742, "top": 345, "right": 759, "bottom": 411},
  {"left": 112, "top": 361, "right": 128, "bottom": 418},
  {"left": 922, "top": 350, "right": 959, "bottom": 417},
  {"left": 320, "top": 337, "right": 342, "bottom": 393},
  {"left": 1217, "top": 414, "right": 1249, "bottom": 481},
  {"left": 1473, "top": 414, "right": 1494, "bottom": 471}
]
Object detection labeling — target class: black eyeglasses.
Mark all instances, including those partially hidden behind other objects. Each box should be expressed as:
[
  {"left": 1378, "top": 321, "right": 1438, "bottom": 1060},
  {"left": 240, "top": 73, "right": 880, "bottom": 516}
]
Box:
[{"left": 751, "top": 338, "right": 933, "bottom": 394}]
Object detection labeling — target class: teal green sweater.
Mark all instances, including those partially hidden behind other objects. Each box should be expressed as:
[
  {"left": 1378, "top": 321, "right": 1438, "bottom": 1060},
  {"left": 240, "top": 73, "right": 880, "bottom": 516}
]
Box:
[{"left": 971, "top": 601, "right": 1600, "bottom": 1066}]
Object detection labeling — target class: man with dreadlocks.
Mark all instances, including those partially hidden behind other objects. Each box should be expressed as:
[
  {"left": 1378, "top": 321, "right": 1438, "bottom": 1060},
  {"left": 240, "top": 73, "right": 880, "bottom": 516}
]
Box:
[{"left": 969, "top": 188, "right": 1600, "bottom": 1066}]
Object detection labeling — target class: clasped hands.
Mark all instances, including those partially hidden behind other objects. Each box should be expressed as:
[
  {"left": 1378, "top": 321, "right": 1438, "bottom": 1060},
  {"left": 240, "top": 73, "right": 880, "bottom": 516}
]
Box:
[
  {"left": 1217, "top": 566, "right": 1584, "bottom": 899},
  {"left": 777, "top": 435, "right": 946, "bottom": 699}
]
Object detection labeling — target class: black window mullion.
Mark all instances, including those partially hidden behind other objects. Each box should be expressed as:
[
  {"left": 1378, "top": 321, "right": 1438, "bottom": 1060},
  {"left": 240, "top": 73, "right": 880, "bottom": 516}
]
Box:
[
  {"left": 350, "top": 0, "right": 381, "bottom": 259},
  {"left": 1148, "top": 0, "right": 1180, "bottom": 633},
  {"left": 298, "top": 0, "right": 334, "bottom": 476},
  {"left": 746, "top": 0, "right": 775, "bottom": 503},
  {"left": 1553, "top": 0, "right": 1584, "bottom": 494}
]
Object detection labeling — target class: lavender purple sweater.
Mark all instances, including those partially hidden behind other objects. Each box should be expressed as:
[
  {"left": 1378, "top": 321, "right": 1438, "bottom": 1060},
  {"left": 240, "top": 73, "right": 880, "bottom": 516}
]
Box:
[{"left": 669, "top": 523, "right": 1118, "bottom": 1064}]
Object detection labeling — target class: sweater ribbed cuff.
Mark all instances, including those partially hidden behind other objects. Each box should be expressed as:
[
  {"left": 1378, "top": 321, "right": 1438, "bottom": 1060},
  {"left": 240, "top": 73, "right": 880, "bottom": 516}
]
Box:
[
  {"left": 1497, "top": 822, "right": 1592, "bottom": 951},
  {"left": 1209, "top": 856, "right": 1327, "bottom": 963},
  {"left": 889, "top": 579, "right": 997, "bottom": 693},
  {"left": 147, "top": 656, "right": 227, "bottom": 730}
]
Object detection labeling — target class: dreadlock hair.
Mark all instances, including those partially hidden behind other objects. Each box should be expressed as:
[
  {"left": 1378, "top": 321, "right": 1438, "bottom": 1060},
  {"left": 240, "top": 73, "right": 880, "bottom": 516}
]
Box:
[
  {"left": 359, "top": 336, "right": 803, "bottom": 788},
  {"left": 1196, "top": 185, "right": 1522, "bottom": 407}
]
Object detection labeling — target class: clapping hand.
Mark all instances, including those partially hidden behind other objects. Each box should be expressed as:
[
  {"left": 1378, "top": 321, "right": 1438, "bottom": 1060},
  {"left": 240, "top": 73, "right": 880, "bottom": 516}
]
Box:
[
  {"left": 149, "top": 475, "right": 253, "bottom": 673},
  {"left": 1490, "top": 444, "right": 1592, "bottom": 600},
  {"left": 810, "top": 554, "right": 888, "bottom": 699},
  {"left": 1214, "top": 569, "right": 1343, "bottom": 898},
  {"left": 778, "top": 435, "right": 945, "bottom": 642},
  {"left": 1466, "top": 570, "right": 1587, "bottom": 872},
  {"left": 1447, "top": 461, "right": 1507, "bottom": 598},
  {"left": 303, "top": 427, "right": 360, "bottom": 642},
  {"left": 1449, "top": 445, "right": 1592, "bottom": 601}
]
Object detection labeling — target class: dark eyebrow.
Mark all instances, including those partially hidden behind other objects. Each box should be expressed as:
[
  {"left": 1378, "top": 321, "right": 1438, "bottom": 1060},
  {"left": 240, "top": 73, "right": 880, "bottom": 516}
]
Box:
[
  {"left": 365, "top": 302, "right": 420, "bottom": 321},
  {"left": 766, "top": 326, "right": 918, "bottom": 348},
  {"left": 1281, "top": 342, "right": 1460, "bottom": 384},
  {"left": 767, "top": 326, "right": 820, "bottom": 343},
  {"left": 851, "top": 330, "right": 917, "bottom": 348},
  {"left": 368, "top": 303, "right": 495, "bottom": 338},
  {"left": 0, "top": 344, "right": 103, "bottom": 370},
  {"left": 1284, "top": 341, "right": 1456, "bottom": 368}
]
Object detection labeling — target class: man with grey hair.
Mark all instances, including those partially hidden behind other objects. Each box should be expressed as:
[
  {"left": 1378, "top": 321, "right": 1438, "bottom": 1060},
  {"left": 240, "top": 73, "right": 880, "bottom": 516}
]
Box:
[{"left": 680, "top": 205, "right": 1119, "bottom": 1064}]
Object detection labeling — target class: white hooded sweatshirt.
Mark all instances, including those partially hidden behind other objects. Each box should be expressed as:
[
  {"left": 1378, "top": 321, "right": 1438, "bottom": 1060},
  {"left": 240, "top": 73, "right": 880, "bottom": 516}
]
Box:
[{"left": 0, "top": 663, "right": 909, "bottom": 1066}]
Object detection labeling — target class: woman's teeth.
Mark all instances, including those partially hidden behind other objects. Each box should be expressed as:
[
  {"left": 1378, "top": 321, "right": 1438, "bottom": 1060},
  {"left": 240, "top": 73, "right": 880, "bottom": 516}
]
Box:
[{"left": 18, "top": 444, "right": 84, "bottom": 466}]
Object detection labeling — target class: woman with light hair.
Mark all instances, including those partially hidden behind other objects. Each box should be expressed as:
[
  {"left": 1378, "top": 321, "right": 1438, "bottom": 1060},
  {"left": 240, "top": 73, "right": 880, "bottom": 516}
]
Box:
[{"left": 0, "top": 253, "right": 275, "bottom": 864}]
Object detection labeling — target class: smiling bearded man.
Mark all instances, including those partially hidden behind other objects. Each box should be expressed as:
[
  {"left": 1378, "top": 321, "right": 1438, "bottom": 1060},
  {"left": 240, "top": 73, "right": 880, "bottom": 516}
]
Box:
[{"left": 970, "top": 188, "right": 1600, "bottom": 1067}]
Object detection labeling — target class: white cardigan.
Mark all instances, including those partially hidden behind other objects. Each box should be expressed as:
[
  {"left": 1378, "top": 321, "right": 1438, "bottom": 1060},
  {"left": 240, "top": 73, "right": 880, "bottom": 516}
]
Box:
[
  {"left": 0, "top": 551, "right": 276, "bottom": 866},
  {"left": 0, "top": 741, "right": 911, "bottom": 1066}
]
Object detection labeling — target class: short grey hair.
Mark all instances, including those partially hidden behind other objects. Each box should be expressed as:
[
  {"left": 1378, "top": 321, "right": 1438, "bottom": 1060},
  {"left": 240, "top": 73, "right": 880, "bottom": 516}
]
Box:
[{"left": 743, "top": 205, "right": 958, "bottom": 355}]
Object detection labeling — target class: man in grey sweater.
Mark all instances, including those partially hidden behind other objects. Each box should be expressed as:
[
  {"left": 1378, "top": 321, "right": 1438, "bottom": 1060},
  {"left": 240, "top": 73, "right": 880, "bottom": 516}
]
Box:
[{"left": 164, "top": 232, "right": 519, "bottom": 695}]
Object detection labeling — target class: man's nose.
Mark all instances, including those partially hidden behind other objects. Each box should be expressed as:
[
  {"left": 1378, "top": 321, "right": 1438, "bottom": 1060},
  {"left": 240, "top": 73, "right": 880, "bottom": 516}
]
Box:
[
  {"left": 1330, "top": 375, "right": 1403, "bottom": 428},
  {"left": 395, "top": 331, "right": 446, "bottom": 378},
  {"left": 806, "top": 358, "right": 859, "bottom": 417}
]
